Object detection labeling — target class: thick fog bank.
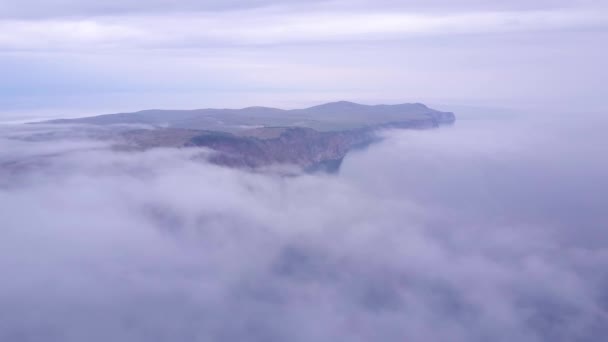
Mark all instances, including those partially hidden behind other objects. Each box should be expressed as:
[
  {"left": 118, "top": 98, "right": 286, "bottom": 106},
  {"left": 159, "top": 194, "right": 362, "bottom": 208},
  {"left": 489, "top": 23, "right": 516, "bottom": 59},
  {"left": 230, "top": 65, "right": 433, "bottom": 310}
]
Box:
[{"left": 1, "top": 117, "right": 607, "bottom": 341}]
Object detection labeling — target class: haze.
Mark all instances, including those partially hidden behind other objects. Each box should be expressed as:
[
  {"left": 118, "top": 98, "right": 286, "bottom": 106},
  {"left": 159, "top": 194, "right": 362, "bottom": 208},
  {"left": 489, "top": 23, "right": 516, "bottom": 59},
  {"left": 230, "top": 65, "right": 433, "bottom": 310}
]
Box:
[
  {"left": 2, "top": 117, "right": 608, "bottom": 341},
  {"left": 1, "top": 1, "right": 608, "bottom": 341},
  {"left": 1, "top": 0, "right": 607, "bottom": 122}
]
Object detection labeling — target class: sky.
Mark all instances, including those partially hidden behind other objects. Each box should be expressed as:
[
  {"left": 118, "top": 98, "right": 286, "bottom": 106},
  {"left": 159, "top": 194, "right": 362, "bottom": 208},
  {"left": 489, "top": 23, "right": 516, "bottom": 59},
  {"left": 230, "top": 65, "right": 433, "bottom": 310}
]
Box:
[{"left": 1, "top": 0, "right": 607, "bottom": 121}]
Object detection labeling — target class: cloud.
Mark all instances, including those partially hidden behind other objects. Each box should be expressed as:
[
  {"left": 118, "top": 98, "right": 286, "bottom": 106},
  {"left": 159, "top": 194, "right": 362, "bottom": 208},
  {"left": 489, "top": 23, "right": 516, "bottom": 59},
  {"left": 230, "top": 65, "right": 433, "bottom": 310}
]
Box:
[
  {"left": 1, "top": 9, "right": 606, "bottom": 51},
  {"left": 1, "top": 117, "right": 607, "bottom": 341},
  {"left": 0, "top": 1, "right": 606, "bottom": 116},
  {"left": 0, "top": 0, "right": 319, "bottom": 19},
  {"left": 0, "top": 0, "right": 604, "bottom": 19}
]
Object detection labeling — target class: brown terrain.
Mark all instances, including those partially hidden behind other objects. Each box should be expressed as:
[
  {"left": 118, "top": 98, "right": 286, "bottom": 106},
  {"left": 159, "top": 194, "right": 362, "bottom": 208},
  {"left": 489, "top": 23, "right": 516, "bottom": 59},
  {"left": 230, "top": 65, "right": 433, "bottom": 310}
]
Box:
[{"left": 35, "top": 101, "right": 456, "bottom": 172}]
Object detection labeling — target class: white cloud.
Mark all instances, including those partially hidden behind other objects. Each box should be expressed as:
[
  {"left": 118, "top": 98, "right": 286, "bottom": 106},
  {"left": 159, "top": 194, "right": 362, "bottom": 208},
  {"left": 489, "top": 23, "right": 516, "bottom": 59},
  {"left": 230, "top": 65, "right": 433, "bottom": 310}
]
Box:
[
  {"left": 1, "top": 117, "right": 608, "bottom": 341},
  {"left": 0, "top": 0, "right": 603, "bottom": 19},
  {"left": 0, "top": 9, "right": 606, "bottom": 51}
]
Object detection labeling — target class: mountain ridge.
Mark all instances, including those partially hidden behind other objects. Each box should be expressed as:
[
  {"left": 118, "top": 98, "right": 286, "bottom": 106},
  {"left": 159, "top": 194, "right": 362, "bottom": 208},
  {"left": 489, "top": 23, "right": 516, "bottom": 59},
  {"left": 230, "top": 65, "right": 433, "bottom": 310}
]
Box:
[
  {"left": 37, "top": 101, "right": 455, "bottom": 172},
  {"left": 39, "top": 101, "right": 454, "bottom": 132}
]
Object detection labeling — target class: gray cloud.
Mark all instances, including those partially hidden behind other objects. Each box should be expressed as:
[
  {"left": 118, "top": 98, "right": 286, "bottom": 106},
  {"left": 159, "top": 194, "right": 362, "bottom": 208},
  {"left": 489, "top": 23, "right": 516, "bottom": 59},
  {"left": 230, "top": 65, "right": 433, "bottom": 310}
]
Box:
[
  {"left": 0, "top": 0, "right": 314, "bottom": 19},
  {"left": 0, "top": 1, "right": 606, "bottom": 116},
  {"left": 2, "top": 26, "right": 607, "bottom": 117},
  {"left": 0, "top": 0, "right": 603, "bottom": 19},
  {"left": 1, "top": 116, "right": 607, "bottom": 341},
  {"left": 1, "top": 9, "right": 605, "bottom": 52}
]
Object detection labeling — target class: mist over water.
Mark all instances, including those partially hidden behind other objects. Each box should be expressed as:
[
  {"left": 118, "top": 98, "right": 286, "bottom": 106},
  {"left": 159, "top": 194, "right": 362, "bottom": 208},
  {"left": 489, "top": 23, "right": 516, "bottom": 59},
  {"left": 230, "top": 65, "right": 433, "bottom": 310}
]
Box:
[{"left": 1, "top": 114, "right": 607, "bottom": 341}]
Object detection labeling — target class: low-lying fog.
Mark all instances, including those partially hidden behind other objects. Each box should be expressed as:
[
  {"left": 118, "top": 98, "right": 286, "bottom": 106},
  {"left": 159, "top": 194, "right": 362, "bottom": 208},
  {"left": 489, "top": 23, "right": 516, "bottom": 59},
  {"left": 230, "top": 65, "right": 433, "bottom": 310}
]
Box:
[{"left": 1, "top": 115, "right": 607, "bottom": 341}]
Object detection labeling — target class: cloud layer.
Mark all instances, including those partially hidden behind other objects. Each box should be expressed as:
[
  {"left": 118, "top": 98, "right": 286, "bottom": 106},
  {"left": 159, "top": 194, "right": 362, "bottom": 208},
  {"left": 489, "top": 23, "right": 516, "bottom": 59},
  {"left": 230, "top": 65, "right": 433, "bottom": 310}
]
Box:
[
  {"left": 1, "top": 9, "right": 606, "bottom": 50},
  {"left": 1, "top": 117, "right": 607, "bottom": 341},
  {"left": 0, "top": 0, "right": 604, "bottom": 19}
]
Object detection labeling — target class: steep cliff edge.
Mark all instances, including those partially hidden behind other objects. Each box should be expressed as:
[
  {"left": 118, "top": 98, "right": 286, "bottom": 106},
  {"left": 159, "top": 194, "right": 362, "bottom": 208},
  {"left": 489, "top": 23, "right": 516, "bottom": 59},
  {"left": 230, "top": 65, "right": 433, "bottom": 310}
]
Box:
[
  {"left": 183, "top": 117, "right": 452, "bottom": 171},
  {"left": 39, "top": 101, "right": 455, "bottom": 171}
]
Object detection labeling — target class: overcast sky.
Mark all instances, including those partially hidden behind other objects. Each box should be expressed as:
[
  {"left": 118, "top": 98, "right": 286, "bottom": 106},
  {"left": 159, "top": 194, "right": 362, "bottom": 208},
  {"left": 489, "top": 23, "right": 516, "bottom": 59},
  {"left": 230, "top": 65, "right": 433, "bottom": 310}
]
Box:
[{"left": 1, "top": 0, "right": 607, "bottom": 119}]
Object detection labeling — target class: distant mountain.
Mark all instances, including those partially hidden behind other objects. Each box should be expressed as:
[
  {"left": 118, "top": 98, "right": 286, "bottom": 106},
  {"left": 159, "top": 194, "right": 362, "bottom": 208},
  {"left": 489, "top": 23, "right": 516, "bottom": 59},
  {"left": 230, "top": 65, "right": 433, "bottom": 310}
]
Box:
[
  {"left": 42, "top": 101, "right": 455, "bottom": 132},
  {"left": 39, "top": 102, "right": 455, "bottom": 171}
]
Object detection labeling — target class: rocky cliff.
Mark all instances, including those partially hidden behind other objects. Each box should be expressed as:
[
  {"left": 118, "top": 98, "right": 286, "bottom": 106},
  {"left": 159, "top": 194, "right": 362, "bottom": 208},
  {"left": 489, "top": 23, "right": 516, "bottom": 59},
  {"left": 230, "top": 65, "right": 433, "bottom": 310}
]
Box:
[{"left": 40, "top": 101, "right": 455, "bottom": 171}]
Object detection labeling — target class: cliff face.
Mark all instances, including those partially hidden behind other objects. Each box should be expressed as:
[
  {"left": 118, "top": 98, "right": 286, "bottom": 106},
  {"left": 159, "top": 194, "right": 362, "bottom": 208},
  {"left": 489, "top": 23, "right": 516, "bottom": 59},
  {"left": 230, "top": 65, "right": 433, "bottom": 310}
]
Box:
[
  {"left": 39, "top": 101, "right": 456, "bottom": 172},
  {"left": 184, "top": 117, "right": 452, "bottom": 171},
  {"left": 42, "top": 101, "right": 455, "bottom": 132},
  {"left": 186, "top": 127, "right": 372, "bottom": 170},
  {"left": 428, "top": 111, "right": 457, "bottom": 125}
]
